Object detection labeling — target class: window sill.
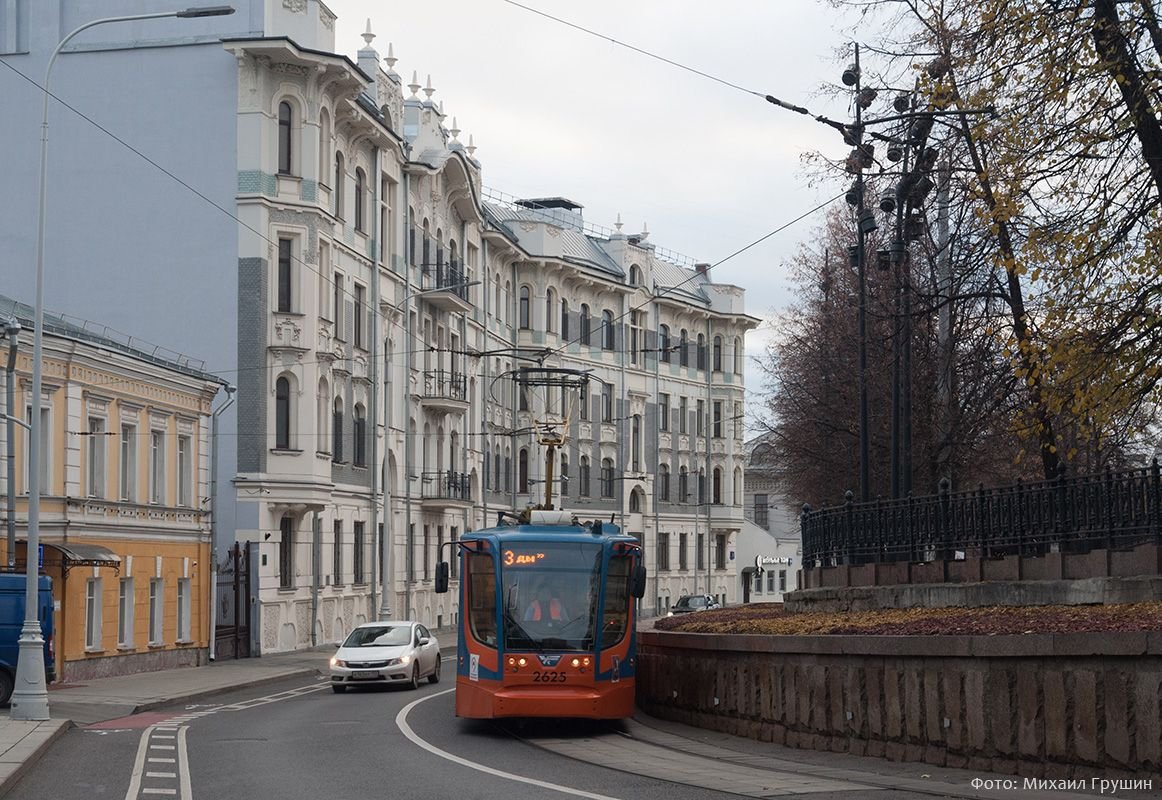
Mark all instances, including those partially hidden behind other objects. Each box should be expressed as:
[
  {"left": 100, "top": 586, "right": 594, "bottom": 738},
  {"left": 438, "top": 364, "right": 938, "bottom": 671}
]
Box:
[
  {"left": 117, "top": 644, "right": 135, "bottom": 652},
  {"left": 148, "top": 642, "right": 165, "bottom": 649},
  {"left": 84, "top": 647, "right": 105, "bottom": 655},
  {"left": 277, "top": 587, "right": 296, "bottom": 594},
  {"left": 272, "top": 310, "right": 305, "bottom": 318},
  {"left": 176, "top": 639, "right": 194, "bottom": 646},
  {"left": 271, "top": 448, "right": 303, "bottom": 456}
]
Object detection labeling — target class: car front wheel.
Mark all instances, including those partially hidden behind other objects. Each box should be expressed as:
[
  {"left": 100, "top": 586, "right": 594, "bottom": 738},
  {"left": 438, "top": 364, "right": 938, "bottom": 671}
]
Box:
[
  {"left": 332, "top": 684, "right": 346, "bottom": 694},
  {"left": 428, "top": 654, "right": 441, "bottom": 684},
  {"left": 409, "top": 663, "right": 420, "bottom": 690}
]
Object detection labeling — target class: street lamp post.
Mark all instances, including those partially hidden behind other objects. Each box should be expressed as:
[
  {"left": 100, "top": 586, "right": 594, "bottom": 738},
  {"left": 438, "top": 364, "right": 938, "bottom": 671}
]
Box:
[
  {"left": 13, "top": 4, "right": 235, "bottom": 722},
  {"left": 380, "top": 280, "right": 480, "bottom": 621}
]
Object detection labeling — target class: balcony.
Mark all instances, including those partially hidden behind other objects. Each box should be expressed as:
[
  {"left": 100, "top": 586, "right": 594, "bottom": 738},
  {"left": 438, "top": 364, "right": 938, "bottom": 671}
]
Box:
[
  {"left": 419, "top": 369, "right": 469, "bottom": 414},
  {"left": 420, "top": 470, "right": 473, "bottom": 509},
  {"left": 418, "top": 262, "right": 472, "bottom": 313},
  {"left": 709, "top": 504, "right": 745, "bottom": 528}
]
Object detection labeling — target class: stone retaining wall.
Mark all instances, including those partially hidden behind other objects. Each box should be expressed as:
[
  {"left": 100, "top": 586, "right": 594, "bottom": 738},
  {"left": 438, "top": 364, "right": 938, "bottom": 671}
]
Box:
[{"left": 636, "top": 630, "right": 1162, "bottom": 778}]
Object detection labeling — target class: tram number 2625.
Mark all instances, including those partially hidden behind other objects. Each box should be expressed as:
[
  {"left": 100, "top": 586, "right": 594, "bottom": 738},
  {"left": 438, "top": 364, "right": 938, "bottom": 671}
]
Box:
[{"left": 532, "top": 671, "right": 567, "bottom": 683}]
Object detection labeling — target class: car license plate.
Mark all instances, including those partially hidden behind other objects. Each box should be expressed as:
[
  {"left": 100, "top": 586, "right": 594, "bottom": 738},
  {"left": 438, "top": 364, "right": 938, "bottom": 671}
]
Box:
[{"left": 352, "top": 670, "right": 379, "bottom": 679}]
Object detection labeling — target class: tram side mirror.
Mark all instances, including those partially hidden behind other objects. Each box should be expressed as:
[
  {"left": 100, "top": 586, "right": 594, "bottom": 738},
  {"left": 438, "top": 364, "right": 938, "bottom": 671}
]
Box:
[
  {"left": 435, "top": 561, "right": 449, "bottom": 594},
  {"left": 631, "top": 563, "right": 647, "bottom": 599}
]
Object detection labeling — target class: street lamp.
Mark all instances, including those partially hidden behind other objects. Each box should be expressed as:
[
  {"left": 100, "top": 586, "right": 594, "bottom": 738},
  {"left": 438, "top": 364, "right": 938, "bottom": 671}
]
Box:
[
  {"left": 380, "top": 280, "right": 480, "bottom": 621},
  {"left": 14, "top": 4, "right": 236, "bottom": 721}
]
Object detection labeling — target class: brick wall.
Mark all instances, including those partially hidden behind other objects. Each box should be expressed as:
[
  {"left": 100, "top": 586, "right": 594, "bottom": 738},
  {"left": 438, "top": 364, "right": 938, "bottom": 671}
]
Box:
[{"left": 637, "top": 631, "right": 1162, "bottom": 778}]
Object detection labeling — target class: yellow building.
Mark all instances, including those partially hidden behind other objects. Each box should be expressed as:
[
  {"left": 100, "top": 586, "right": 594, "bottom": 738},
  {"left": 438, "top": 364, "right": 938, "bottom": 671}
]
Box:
[{"left": 1, "top": 296, "right": 225, "bottom": 681}]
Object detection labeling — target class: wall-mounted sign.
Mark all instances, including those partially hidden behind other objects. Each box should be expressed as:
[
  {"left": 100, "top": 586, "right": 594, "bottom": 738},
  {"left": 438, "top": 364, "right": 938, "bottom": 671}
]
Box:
[{"left": 755, "top": 555, "right": 793, "bottom": 570}]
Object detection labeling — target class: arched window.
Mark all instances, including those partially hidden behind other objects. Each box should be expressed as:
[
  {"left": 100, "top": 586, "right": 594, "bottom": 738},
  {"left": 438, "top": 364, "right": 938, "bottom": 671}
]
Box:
[
  {"left": 332, "top": 397, "right": 344, "bottom": 463},
  {"left": 580, "top": 304, "right": 591, "bottom": 344},
  {"left": 697, "top": 334, "right": 707, "bottom": 370},
  {"left": 436, "top": 229, "right": 444, "bottom": 269},
  {"left": 629, "top": 488, "right": 643, "bottom": 513},
  {"left": 319, "top": 108, "right": 331, "bottom": 185},
  {"left": 580, "top": 456, "right": 591, "bottom": 496},
  {"left": 518, "top": 448, "right": 529, "bottom": 493},
  {"left": 334, "top": 152, "right": 345, "bottom": 219},
  {"left": 631, "top": 415, "right": 642, "bottom": 471},
  {"left": 658, "top": 464, "right": 670, "bottom": 502},
  {"left": 713, "top": 467, "right": 723, "bottom": 505},
  {"left": 734, "top": 337, "right": 743, "bottom": 374},
  {"left": 679, "top": 329, "right": 689, "bottom": 367},
  {"left": 659, "top": 324, "right": 671, "bottom": 363},
  {"left": 353, "top": 404, "right": 367, "bottom": 467},
  {"left": 600, "top": 458, "right": 614, "bottom": 497},
  {"left": 519, "top": 285, "right": 531, "bottom": 329},
  {"left": 561, "top": 298, "right": 570, "bottom": 340},
  {"left": 354, "top": 167, "right": 366, "bottom": 232},
  {"left": 602, "top": 310, "right": 615, "bottom": 350},
  {"left": 678, "top": 466, "right": 689, "bottom": 503},
  {"left": 698, "top": 467, "right": 707, "bottom": 505},
  {"left": 629, "top": 264, "right": 642, "bottom": 286},
  {"left": 277, "top": 101, "right": 293, "bottom": 175},
  {"left": 380, "top": 104, "right": 394, "bottom": 131},
  {"left": 546, "top": 288, "right": 556, "bottom": 333},
  {"left": 317, "top": 378, "right": 330, "bottom": 454},
  {"left": 275, "top": 376, "right": 291, "bottom": 449},
  {"left": 713, "top": 335, "right": 723, "bottom": 372},
  {"left": 559, "top": 453, "right": 569, "bottom": 496}
]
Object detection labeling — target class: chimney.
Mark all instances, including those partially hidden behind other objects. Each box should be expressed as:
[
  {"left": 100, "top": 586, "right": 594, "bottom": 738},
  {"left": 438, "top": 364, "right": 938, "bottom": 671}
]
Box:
[{"left": 694, "top": 263, "right": 711, "bottom": 277}]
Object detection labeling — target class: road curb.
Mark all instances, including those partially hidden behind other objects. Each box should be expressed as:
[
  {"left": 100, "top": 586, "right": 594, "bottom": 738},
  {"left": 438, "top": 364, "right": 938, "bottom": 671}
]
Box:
[
  {"left": 129, "top": 666, "right": 325, "bottom": 714},
  {"left": 0, "top": 718, "right": 73, "bottom": 799}
]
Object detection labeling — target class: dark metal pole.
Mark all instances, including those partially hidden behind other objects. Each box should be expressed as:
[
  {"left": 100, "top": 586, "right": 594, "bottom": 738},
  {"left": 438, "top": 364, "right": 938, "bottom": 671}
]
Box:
[{"left": 854, "top": 45, "right": 870, "bottom": 502}]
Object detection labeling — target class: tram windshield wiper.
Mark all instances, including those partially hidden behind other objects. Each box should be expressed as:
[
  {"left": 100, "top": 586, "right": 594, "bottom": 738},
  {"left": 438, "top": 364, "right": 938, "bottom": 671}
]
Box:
[{"left": 503, "top": 609, "right": 543, "bottom": 652}]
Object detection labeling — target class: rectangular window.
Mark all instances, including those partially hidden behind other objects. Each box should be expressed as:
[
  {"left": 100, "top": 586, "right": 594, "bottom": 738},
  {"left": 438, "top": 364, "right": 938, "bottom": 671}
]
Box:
[
  {"left": 601, "top": 383, "right": 612, "bottom": 423},
  {"left": 118, "top": 577, "right": 134, "bottom": 647},
  {"left": 768, "top": 571, "right": 776, "bottom": 593},
  {"left": 713, "top": 401, "right": 723, "bottom": 438},
  {"left": 279, "top": 516, "right": 294, "bottom": 590},
  {"left": 319, "top": 241, "right": 331, "bottom": 317},
  {"left": 406, "top": 524, "right": 415, "bottom": 582},
  {"left": 120, "top": 424, "right": 136, "bottom": 502},
  {"left": 85, "top": 578, "right": 102, "bottom": 650},
  {"left": 332, "top": 520, "right": 343, "bottom": 586},
  {"left": 333, "top": 272, "right": 343, "bottom": 335},
  {"left": 754, "top": 494, "right": 769, "bottom": 528},
  {"left": 177, "top": 578, "right": 191, "bottom": 642},
  {"left": 177, "top": 435, "right": 191, "bottom": 507},
  {"left": 697, "top": 533, "right": 705, "bottom": 571},
  {"left": 150, "top": 430, "right": 165, "bottom": 504},
  {"left": 696, "top": 400, "right": 705, "bottom": 437},
  {"left": 23, "top": 404, "right": 50, "bottom": 493},
  {"left": 579, "top": 381, "right": 589, "bottom": 421},
  {"left": 659, "top": 393, "right": 670, "bottom": 432},
  {"left": 277, "top": 238, "right": 293, "bottom": 312},
  {"left": 679, "top": 397, "right": 688, "bottom": 434},
  {"left": 657, "top": 531, "right": 670, "bottom": 571},
  {"left": 423, "top": 525, "right": 431, "bottom": 580},
  {"left": 734, "top": 402, "right": 743, "bottom": 439},
  {"left": 715, "top": 534, "right": 726, "bottom": 570},
  {"left": 678, "top": 533, "right": 688, "bottom": 571},
  {"left": 779, "top": 570, "right": 787, "bottom": 592},
  {"left": 354, "top": 521, "right": 365, "bottom": 584},
  {"left": 149, "top": 578, "right": 164, "bottom": 645},
  {"left": 354, "top": 283, "right": 366, "bottom": 348},
  {"left": 87, "top": 416, "right": 105, "bottom": 498}
]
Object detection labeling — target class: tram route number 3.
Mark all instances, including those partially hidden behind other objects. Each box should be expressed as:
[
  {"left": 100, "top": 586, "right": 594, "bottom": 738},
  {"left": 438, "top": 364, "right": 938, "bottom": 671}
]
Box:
[
  {"left": 532, "top": 671, "right": 567, "bottom": 683},
  {"left": 503, "top": 550, "right": 546, "bottom": 566}
]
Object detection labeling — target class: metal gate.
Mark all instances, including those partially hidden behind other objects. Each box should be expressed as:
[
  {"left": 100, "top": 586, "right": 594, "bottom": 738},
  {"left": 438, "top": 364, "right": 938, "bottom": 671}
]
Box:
[{"left": 214, "top": 541, "right": 252, "bottom": 660}]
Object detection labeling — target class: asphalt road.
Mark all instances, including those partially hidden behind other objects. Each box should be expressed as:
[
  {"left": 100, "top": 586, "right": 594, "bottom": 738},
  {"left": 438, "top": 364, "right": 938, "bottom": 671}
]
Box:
[{"left": 10, "top": 662, "right": 939, "bottom": 800}]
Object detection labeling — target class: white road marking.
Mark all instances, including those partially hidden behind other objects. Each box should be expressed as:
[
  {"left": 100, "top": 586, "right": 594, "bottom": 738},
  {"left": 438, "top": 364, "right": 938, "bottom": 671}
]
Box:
[
  {"left": 148, "top": 758, "right": 175, "bottom": 764},
  {"left": 141, "top": 789, "right": 176, "bottom": 796},
  {"left": 146, "top": 772, "right": 177, "bottom": 779},
  {"left": 177, "top": 726, "right": 193, "bottom": 800},
  {"left": 396, "top": 689, "right": 623, "bottom": 800},
  {"left": 122, "top": 723, "right": 154, "bottom": 800}
]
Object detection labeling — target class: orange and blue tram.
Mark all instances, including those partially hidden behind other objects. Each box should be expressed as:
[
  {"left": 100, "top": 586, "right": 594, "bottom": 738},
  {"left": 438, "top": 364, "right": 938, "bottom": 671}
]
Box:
[{"left": 435, "top": 510, "right": 646, "bottom": 719}]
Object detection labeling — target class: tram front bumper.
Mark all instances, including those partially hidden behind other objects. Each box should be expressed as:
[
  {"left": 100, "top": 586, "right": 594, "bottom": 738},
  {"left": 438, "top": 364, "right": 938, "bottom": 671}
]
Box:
[{"left": 455, "top": 679, "right": 636, "bottom": 719}]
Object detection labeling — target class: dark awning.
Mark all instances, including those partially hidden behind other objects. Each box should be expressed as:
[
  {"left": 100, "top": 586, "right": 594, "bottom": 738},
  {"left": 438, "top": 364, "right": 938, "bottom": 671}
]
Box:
[{"left": 44, "top": 542, "right": 121, "bottom": 572}]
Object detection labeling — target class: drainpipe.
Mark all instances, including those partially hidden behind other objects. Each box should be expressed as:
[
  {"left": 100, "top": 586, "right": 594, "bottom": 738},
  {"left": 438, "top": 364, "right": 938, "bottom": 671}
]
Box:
[
  {"left": 403, "top": 172, "right": 414, "bottom": 621},
  {"left": 369, "top": 146, "right": 381, "bottom": 619},
  {"left": 703, "top": 314, "right": 713, "bottom": 599},
  {"left": 652, "top": 299, "right": 661, "bottom": 615},
  {"left": 4, "top": 317, "right": 21, "bottom": 569},
  {"left": 208, "top": 383, "right": 236, "bottom": 661},
  {"left": 311, "top": 510, "right": 320, "bottom": 646},
  {"left": 509, "top": 257, "right": 518, "bottom": 512},
  {"left": 619, "top": 292, "right": 627, "bottom": 534},
  {"left": 481, "top": 238, "right": 490, "bottom": 528}
]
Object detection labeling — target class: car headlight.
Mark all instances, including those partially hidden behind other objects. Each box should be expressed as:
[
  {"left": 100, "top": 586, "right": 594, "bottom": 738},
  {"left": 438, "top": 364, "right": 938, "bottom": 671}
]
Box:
[
  {"left": 399, "top": 654, "right": 411, "bottom": 665},
  {"left": 331, "top": 657, "right": 346, "bottom": 668},
  {"left": 667, "top": 611, "right": 674, "bottom": 617}
]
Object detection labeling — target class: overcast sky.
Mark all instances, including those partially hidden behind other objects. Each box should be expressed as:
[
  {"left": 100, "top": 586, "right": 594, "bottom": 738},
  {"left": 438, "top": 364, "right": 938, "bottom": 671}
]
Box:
[{"left": 332, "top": 0, "right": 862, "bottom": 418}]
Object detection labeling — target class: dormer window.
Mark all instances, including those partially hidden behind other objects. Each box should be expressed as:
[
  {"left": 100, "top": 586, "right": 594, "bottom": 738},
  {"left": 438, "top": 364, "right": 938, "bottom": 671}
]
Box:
[{"left": 629, "top": 264, "right": 642, "bottom": 286}]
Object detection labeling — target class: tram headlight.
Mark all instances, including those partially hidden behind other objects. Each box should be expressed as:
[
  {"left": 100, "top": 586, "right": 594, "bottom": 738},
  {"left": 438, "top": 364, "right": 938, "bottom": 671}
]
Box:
[
  {"left": 517, "top": 657, "right": 527, "bottom": 668},
  {"left": 583, "top": 657, "right": 591, "bottom": 666}
]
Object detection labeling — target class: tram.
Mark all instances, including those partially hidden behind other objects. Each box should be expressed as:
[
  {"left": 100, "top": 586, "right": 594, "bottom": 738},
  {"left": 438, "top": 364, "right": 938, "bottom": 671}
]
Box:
[{"left": 435, "top": 510, "right": 646, "bottom": 719}]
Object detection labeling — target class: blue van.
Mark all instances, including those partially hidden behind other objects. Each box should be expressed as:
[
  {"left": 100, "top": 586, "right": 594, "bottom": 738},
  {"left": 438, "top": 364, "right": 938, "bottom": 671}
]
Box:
[{"left": 0, "top": 573, "right": 55, "bottom": 706}]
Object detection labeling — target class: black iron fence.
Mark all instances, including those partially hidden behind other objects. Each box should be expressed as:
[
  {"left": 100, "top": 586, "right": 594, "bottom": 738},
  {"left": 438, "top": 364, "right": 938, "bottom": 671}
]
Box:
[
  {"left": 421, "top": 470, "right": 472, "bottom": 502},
  {"left": 801, "top": 460, "right": 1162, "bottom": 568},
  {"left": 420, "top": 260, "right": 469, "bottom": 300},
  {"left": 422, "top": 369, "right": 467, "bottom": 402}
]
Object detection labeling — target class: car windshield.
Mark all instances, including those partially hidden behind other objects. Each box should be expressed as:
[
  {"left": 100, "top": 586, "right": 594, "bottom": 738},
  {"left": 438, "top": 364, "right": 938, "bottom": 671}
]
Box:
[
  {"left": 677, "top": 596, "right": 706, "bottom": 608},
  {"left": 343, "top": 625, "right": 411, "bottom": 647},
  {"left": 500, "top": 541, "right": 603, "bottom": 652}
]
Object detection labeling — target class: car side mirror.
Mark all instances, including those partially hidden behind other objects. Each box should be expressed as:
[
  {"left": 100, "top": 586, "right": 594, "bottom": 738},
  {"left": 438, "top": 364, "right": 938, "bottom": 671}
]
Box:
[
  {"left": 435, "top": 561, "right": 449, "bottom": 594},
  {"left": 631, "top": 562, "right": 647, "bottom": 599},
  {"left": 419, "top": 636, "right": 430, "bottom": 646}
]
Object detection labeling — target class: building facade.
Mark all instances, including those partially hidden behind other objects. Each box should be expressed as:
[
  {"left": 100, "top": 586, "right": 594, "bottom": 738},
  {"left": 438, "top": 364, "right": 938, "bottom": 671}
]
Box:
[
  {"left": 1, "top": 1, "right": 758, "bottom": 652},
  {"left": 736, "top": 434, "right": 802, "bottom": 603},
  {"left": 0, "top": 296, "right": 225, "bottom": 680}
]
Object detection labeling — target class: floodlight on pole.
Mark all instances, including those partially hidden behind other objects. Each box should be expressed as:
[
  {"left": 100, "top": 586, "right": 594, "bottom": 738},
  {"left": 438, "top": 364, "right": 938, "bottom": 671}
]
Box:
[{"left": 13, "top": 3, "right": 236, "bottom": 722}]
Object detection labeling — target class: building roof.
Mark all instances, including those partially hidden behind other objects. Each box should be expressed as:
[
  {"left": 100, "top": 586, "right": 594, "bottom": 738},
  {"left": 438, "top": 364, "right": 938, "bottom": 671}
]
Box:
[{"left": 0, "top": 294, "right": 226, "bottom": 387}]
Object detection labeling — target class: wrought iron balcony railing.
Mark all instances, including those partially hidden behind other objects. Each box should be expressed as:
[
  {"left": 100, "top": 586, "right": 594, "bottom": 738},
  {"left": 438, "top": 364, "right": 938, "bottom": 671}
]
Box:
[
  {"left": 422, "top": 370, "right": 468, "bottom": 403},
  {"left": 421, "top": 470, "right": 472, "bottom": 503}
]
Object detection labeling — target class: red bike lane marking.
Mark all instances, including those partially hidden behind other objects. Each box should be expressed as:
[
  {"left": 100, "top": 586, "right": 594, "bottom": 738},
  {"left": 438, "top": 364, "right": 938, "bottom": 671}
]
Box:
[{"left": 86, "top": 711, "right": 180, "bottom": 730}]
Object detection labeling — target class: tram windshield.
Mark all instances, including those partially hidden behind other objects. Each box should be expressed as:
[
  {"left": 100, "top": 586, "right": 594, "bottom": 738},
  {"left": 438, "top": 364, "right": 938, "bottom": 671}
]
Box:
[{"left": 499, "top": 541, "right": 604, "bottom": 652}]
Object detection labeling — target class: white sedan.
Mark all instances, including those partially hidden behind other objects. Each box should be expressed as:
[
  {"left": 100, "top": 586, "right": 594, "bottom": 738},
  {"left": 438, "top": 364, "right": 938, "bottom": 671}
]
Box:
[{"left": 330, "top": 621, "right": 440, "bottom": 693}]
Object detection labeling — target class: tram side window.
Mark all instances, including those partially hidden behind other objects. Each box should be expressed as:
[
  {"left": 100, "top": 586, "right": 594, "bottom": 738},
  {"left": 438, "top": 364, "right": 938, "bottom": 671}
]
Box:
[
  {"left": 602, "top": 555, "right": 632, "bottom": 648},
  {"left": 467, "top": 552, "right": 497, "bottom": 647}
]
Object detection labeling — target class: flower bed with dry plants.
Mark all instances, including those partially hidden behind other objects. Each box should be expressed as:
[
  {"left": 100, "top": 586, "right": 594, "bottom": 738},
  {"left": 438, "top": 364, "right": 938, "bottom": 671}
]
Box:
[{"left": 652, "top": 602, "right": 1162, "bottom": 636}]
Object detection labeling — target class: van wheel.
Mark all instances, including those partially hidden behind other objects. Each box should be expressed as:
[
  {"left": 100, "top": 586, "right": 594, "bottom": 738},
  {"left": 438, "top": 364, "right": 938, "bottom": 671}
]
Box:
[{"left": 0, "top": 671, "right": 13, "bottom": 706}]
